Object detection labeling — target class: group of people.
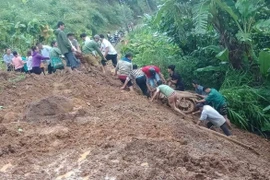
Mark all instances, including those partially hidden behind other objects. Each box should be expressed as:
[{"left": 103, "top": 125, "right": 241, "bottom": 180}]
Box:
[
  {"left": 2, "top": 21, "right": 232, "bottom": 137},
  {"left": 114, "top": 53, "right": 232, "bottom": 136},
  {"left": 2, "top": 21, "right": 119, "bottom": 75}
]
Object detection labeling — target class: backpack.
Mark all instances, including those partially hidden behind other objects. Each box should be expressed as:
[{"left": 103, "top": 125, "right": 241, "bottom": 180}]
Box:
[{"left": 51, "top": 57, "right": 64, "bottom": 69}]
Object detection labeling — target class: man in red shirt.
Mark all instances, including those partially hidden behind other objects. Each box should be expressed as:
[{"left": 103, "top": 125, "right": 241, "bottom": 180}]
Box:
[{"left": 142, "top": 65, "right": 166, "bottom": 90}]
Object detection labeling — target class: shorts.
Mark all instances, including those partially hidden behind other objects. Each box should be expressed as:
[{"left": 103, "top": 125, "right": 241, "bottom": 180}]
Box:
[
  {"left": 218, "top": 104, "right": 228, "bottom": 116},
  {"left": 101, "top": 54, "right": 117, "bottom": 67},
  {"left": 83, "top": 54, "right": 99, "bottom": 66},
  {"left": 118, "top": 75, "right": 132, "bottom": 87}
]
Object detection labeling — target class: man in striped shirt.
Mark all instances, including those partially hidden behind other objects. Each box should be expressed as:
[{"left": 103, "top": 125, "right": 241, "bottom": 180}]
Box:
[
  {"left": 121, "top": 64, "right": 150, "bottom": 97},
  {"left": 114, "top": 53, "right": 134, "bottom": 91}
]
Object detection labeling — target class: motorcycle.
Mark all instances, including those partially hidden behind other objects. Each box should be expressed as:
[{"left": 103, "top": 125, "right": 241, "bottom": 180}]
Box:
[{"left": 159, "top": 91, "right": 203, "bottom": 114}]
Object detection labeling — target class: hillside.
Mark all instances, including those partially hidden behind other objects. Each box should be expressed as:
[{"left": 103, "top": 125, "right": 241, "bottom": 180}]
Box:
[{"left": 0, "top": 69, "right": 269, "bottom": 180}]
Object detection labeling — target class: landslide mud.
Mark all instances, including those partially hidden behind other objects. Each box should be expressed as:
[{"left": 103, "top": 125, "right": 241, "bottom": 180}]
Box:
[{"left": 0, "top": 70, "right": 269, "bottom": 180}]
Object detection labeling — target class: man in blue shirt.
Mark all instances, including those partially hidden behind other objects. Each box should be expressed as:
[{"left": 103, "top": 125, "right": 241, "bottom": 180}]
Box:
[
  {"left": 192, "top": 80, "right": 207, "bottom": 96},
  {"left": 3, "top": 48, "right": 14, "bottom": 71}
]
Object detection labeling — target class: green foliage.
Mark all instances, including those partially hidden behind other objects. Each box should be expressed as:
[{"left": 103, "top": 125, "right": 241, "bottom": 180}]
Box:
[
  {"left": 220, "top": 71, "right": 270, "bottom": 135},
  {"left": 0, "top": 0, "right": 152, "bottom": 54},
  {"left": 258, "top": 50, "right": 270, "bottom": 77},
  {"left": 215, "top": 48, "right": 229, "bottom": 62},
  {"left": 121, "top": 26, "right": 179, "bottom": 67},
  {"left": 121, "top": 26, "right": 226, "bottom": 89},
  {"left": 263, "top": 105, "right": 270, "bottom": 112},
  {"left": 125, "top": 1, "right": 270, "bottom": 136},
  {"left": 221, "top": 85, "right": 270, "bottom": 134}
]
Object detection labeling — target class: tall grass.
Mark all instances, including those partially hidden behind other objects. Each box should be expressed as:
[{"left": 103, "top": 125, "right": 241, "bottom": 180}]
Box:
[{"left": 220, "top": 71, "right": 270, "bottom": 136}]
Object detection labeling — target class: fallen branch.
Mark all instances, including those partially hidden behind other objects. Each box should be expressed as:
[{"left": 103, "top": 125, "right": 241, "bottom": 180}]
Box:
[{"left": 197, "top": 125, "right": 260, "bottom": 156}]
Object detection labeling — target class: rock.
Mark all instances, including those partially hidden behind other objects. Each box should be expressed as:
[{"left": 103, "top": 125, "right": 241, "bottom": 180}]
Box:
[{"left": 140, "top": 162, "right": 149, "bottom": 167}]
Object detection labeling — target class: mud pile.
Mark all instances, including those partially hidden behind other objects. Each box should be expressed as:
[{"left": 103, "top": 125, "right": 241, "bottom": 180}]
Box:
[
  {"left": 23, "top": 96, "right": 73, "bottom": 122},
  {"left": 0, "top": 69, "right": 269, "bottom": 180}
]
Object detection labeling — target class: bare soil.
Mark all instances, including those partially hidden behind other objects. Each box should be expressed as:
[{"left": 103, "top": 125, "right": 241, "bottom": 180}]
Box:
[{"left": 0, "top": 69, "right": 269, "bottom": 180}]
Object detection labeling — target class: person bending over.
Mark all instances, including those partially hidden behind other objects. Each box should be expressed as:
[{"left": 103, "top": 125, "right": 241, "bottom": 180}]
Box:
[
  {"left": 150, "top": 83, "right": 186, "bottom": 117},
  {"left": 94, "top": 34, "right": 118, "bottom": 72},
  {"left": 192, "top": 80, "right": 207, "bottom": 96},
  {"left": 197, "top": 87, "right": 231, "bottom": 128},
  {"left": 121, "top": 64, "right": 150, "bottom": 97},
  {"left": 196, "top": 104, "right": 232, "bottom": 136},
  {"left": 114, "top": 53, "right": 134, "bottom": 92},
  {"left": 82, "top": 35, "right": 106, "bottom": 73},
  {"left": 141, "top": 65, "right": 166, "bottom": 91}
]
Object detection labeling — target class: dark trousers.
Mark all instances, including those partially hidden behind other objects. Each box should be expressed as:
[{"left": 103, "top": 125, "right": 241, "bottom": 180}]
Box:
[
  {"left": 207, "top": 122, "right": 232, "bottom": 136},
  {"left": 15, "top": 68, "right": 25, "bottom": 73},
  {"left": 48, "top": 63, "right": 54, "bottom": 74},
  {"left": 136, "top": 76, "right": 150, "bottom": 97},
  {"left": 105, "top": 54, "right": 117, "bottom": 67},
  {"left": 7, "top": 65, "right": 13, "bottom": 71},
  {"left": 64, "top": 52, "right": 80, "bottom": 69},
  {"left": 32, "top": 67, "right": 42, "bottom": 75},
  {"left": 175, "top": 84, "right": 185, "bottom": 91}
]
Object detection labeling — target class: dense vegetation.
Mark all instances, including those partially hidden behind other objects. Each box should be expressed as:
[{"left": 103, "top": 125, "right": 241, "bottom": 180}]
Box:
[
  {"left": 121, "top": 0, "right": 270, "bottom": 136},
  {"left": 0, "top": 0, "right": 158, "bottom": 53}
]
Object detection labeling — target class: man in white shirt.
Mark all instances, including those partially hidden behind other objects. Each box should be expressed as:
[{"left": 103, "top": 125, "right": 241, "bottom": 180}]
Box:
[
  {"left": 94, "top": 34, "right": 118, "bottom": 70},
  {"left": 196, "top": 104, "right": 232, "bottom": 136}
]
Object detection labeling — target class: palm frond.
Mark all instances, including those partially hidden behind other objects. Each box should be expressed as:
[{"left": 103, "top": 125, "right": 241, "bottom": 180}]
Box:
[{"left": 192, "top": 0, "right": 211, "bottom": 34}]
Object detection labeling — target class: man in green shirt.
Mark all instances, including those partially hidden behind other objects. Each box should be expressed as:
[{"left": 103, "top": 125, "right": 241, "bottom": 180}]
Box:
[
  {"left": 150, "top": 83, "right": 187, "bottom": 117},
  {"left": 48, "top": 40, "right": 64, "bottom": 73},
  {"left": 82, "top": 36, "right": 106, "bottom": 72},
  {"left": 54, "top": 21, "right": 80, "bottom": 72},
  {"left": 197, "top": 87, "right": 231, "bottom": 127}
]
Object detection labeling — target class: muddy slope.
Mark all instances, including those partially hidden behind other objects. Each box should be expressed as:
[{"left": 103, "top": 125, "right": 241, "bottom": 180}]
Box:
[{"left": 0, "top": 71, "right": 269, "bottom": 180}]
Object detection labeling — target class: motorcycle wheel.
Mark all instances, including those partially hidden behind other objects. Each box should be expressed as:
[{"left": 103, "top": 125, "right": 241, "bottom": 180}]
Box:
[{"left": 176, "top": 98, "right": 195, "bottom": 114}]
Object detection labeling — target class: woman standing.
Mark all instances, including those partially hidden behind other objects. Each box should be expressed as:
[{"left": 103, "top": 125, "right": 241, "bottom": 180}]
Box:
[{"left": 31, "top": 46, "right": 49, "bottom": 75}]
